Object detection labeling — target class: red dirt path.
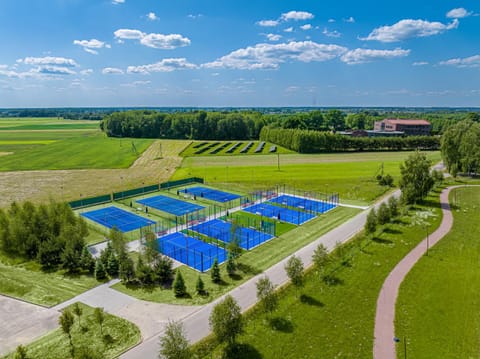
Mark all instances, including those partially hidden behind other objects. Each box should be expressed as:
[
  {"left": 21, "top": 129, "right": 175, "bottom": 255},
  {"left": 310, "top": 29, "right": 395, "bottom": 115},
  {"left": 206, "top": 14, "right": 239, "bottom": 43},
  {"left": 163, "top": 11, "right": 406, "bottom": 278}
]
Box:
[{"left": 373, "top": 186, "right": 455, "bottom": 358}]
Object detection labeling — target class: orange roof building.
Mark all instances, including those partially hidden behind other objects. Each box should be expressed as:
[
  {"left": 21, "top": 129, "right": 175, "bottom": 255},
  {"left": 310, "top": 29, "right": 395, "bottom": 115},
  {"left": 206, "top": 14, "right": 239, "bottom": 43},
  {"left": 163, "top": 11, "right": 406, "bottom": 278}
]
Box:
[{"left": 374, "top": 118, "right": 431, "bottom": 136}]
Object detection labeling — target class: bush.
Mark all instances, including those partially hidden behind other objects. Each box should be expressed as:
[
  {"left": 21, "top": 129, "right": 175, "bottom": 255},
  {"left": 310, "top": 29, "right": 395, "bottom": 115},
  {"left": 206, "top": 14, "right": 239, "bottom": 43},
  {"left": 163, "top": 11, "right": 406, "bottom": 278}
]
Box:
[
  {"left": 388, "top": 196, "right": 399, "bottom": 218},
  {"left": 365, "top": 209, "right": 377, "bottom": 235},
  {"left": 378, "top": 174, "right": 394, "bottom": 186},
  {"left": 377, "top": 202, "right": 391, "bottom": 225}
]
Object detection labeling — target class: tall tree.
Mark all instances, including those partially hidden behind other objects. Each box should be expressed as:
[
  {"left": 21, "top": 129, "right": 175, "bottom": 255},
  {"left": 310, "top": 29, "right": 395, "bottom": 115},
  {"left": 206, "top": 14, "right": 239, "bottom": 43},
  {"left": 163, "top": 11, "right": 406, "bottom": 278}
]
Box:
[
  {"left": 399, "top": 151, "right": 434, "bottom": 204},
  {"left": 209, "top": 295, "right": 243, "bottom": 347},
  {"left": 158, "top": 321, "right": 191, "bottom": 359}
]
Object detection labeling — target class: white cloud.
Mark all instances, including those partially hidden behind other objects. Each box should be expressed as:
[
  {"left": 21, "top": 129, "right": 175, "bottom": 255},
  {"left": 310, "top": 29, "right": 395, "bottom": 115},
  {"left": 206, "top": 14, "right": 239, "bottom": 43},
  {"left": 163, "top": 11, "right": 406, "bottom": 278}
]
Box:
[
  {"left": 147, "top": 12, "right": 158, "bottom": 21},
  {"left": 127, "top": 58, "right": 197, "bottom": 74},
  {"left": 257, "top": 20, "right": 280, "bottom": 27},
  {"left": 446, "top": 8, "right": 471, "bottom": 19},
  {"left": 266, "top": 33, "right": 282, "bottom": 41},
  {"left": 281, "top": 11, "right": 314, "bottom": 21},
  {"left": 344, "top": 16, "right": 355, "bottom": 23},
  {"left": 102, "top": 67, "right": 124, "bottom": 75},
  {"left": 323, "top": 28, "right": 341, "bottom": 38},
  {"left": 202, "top": 41, "right": 347, "bottom": 70},
  {"left": 114, "top": 29, "right": 190, "bottom": 49},
  {"left": 328, "top": 19, "right": 335, "bottom": 23},
  {"left": 73, "top": 39, "right": 110, "bottom": 55},
  {"left": 341, "top": 48, "right": 410, "bottom": 64},
  {"left": 18, "top": 56, "right": 78, "bottom": 67},
  {"left": 285, "top": 86, "right": 300, "bottom": 92},
  {"left": 284, "top": 27, "right": 294, "bottom": 33},
  {"left": 412, "top": 61, "right": 429, "bottom": 66},
  {"left": 33, "top": 66, "right": 76, "bottom": 75},
  {"left": 112, "top": 0, "right": 124, "bottom": 4},
  {"left": 187, "top": 14, "right": 203, "bottom": 19},
  {"left": 300, "top": 24, "right": 312, "bottom": 30},
  {"left": 114, "top": 29, "right": 145, "bottom": 40},
  {"left": 439, "top": 54, "right": 480, "bottom": 68},
  {"left": 80, "top": 69, "right": 93, "bottom": 75},
  {"left": 361, "top": 19, "right": 459, "bottom": 42},
  {"left": 140, "top": 33, "right": 191, "bottom": 49}
]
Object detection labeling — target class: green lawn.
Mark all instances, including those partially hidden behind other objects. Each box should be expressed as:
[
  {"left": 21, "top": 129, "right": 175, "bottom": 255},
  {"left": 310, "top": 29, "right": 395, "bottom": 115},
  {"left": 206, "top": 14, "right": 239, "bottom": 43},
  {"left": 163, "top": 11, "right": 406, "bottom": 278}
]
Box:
[
  {"left": 174, "top": 151, "right": 441, "bottom": 205},
  {"left": 180, "top": 140, "right": 294, "bottom": 157},
  {"left": 112, "top": 206, "right": 360, "bottom": 305},
  {"left": 395, "top": 186, "right": 480, "bottom": 359},
  {"left": 3, "top": 303, "right": 140, "bottom": 359},
  {"left": 0, "top": 253, "right": 98, "bottom": 307},
  {"left": 0, "top": 132, "right": 153, "bottom": 171},
  {"left": 192, "top": 187, "right": 445, "bottom": 358}
]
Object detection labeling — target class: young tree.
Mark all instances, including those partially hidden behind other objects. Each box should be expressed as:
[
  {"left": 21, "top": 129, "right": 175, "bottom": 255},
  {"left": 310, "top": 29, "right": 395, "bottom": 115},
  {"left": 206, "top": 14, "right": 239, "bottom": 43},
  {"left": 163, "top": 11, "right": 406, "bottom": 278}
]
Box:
[
  {"left": 211, "top": 258, "right": 221, "bottom": 284},
  {"left": 106, "top": 251, "right": 119, "bottom": 277},
  {"left": 255, "top": 276, "right": 278, "bottom": 317},
  {"left": 153, "top": 255, "right": 174, "bottom": 285},
  {"left": 72, "top": 302, "right": 83, "bottom": 328},
  {"left": 94, "top": 259, "right": 107, "bottom": 281},
  {"left": 284, "top": 255, "right": 304, "bottom": 296},
  {"left": 158, "top": 320, "right": 191, "bottom": 359},
  {"left": 388, "top": 196, "right": 399, "bottom": 218},
  {"left": 143, "top": 230, "right": 159, "bottom": 263},
  {"left": 365, "top": 208, "right": 377, "bottom": 235},
  {"left": 312, "top": 244, "right": 330, "bottom": 277},
  {"left": 173, "top": 270, "right": 187, "bottom": 298},
  {"left": 14, "top": 345, "right": 28, "bottom": 359},
  {"left": 61, "top": 241, "right": 82, "bottom": 273},
  {"left": 119, "top": 255, "right": 136, "bottom": 283},
  {"left": 59, "top": 309, "right": 75, "bottom": 357},
  {"left": 377, "top": 202, "right": 391, "bottom": 225},
  {"left": 399, "top": 151, "right": 434, "bottom": 204},
  {"left": 226, "top": 253, "right": 237, "bottom": 277},
  {"left": 195, "top": 275, "right": 205, "bottom": 295},
  {"left": 94, "top": 307, "right": 105, "bottom": 336},
  {"left": 109, "top": 227, "right": 127, "bottom": 257},
  {"left": 209, "top": 295, "right": 243, "bottom": 347},
  {"left": 80, "top": 246, "right": 95, "bottom": 274},
  {"left": 136, "top": 255, "right": 154, "bottom": 285}
]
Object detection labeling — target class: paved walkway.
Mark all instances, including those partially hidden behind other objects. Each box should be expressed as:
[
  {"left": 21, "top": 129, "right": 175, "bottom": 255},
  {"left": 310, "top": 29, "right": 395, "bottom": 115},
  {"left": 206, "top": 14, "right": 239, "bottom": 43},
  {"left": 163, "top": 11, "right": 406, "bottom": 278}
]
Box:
[
  {"left": 121, "top": 191, "right": 398, "bottom": 358},
  {"left": 373, "top": 186, "right": 456, "bottom": 359}
]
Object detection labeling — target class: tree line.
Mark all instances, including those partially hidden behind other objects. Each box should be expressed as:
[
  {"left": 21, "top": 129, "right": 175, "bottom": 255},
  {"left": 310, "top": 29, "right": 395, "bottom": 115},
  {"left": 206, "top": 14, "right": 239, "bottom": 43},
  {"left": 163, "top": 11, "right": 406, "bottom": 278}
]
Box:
[
  {"left": 0, "top": 200, "right": 94, "bottom": 272},
  {"left": 260, "top": 127, "right": 440, "bottom": 153}
]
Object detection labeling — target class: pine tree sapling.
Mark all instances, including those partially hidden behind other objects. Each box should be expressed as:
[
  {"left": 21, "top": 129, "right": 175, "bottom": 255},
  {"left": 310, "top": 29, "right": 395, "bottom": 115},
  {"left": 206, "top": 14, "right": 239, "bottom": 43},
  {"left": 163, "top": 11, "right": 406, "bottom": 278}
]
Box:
[
  {"left": 14, "top": 345, "right": 28, "bottom": 359},
  {"left": 211, "top": 258, "right": 221, "bottom": 284},
  {"left": 196, "top": 275, "right": 205, "bottom": 295},
  {"left": 226, "top": 253, "right": 237, "bottom": 277},
  {"left": 94, "top": 259, "right": 107, "bottom": 281},
  {"left": 173, "top": 270, "right": 187, "bottom": 298},
  {"left": 159, "top": 320, "right": 191, "bottom": 359},
  {"left": 106, "top": 251, "right": 119, "bottom": 277}
]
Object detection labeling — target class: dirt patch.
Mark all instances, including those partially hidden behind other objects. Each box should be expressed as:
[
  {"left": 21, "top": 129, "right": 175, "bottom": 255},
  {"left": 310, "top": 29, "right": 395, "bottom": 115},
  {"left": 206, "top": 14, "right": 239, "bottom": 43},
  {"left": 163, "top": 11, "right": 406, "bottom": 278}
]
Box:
[
  {"left": 0, "top": 140, "right": 190, "bottom": 207},
  {"left": 0, "top": 152, "right": 12, "bottom": 157}
]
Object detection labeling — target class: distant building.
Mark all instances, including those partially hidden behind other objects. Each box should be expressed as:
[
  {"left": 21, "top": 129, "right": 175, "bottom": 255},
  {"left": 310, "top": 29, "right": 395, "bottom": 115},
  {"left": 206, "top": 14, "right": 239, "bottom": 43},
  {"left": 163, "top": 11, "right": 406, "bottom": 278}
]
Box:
[{"left": 374, "top": 118, "right": 431, "bottom": 136}]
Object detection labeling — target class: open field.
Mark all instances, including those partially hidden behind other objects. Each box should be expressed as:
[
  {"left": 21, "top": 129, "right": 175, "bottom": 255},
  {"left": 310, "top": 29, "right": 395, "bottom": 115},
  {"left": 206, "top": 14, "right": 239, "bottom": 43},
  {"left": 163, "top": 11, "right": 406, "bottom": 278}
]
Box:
[
  {"left": 193, "top": 187, "right": 445, "bottom": 358},
  {"left": 112, "top": 206, "right": 360, "bottom": 305},
  {"left": 0, "top": 252, "right": 98, "bottom": 307},
  {"left": 174, "top": 151, "right": 441, "bottom": 205},
  {"left": 180, "top": 140, "right": 293, "bottom": 157},
  {"left": 395, "top": 186, "right": 480, "bottom": 358},
  {"left": 3, "top": 303, "right": 141, "bottom": 359}
]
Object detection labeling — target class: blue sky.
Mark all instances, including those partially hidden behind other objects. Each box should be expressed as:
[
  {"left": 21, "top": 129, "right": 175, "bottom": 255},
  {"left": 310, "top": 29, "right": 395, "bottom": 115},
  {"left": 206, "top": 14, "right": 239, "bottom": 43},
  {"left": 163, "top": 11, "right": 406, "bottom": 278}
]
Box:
[{"left": 0, "top": 0, "right": 479, "bottom": 107}]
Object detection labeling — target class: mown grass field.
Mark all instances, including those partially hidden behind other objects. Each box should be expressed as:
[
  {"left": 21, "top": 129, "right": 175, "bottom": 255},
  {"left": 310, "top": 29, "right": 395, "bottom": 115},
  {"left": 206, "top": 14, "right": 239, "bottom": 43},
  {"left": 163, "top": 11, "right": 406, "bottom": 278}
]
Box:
[
  {"left": 180, "top": 140, "right": 293, "bottom": 157},
  {"left": 112, "top": 206, "right": 360, "bottom": 305},
  {"left": 3, "top": 303, "right": 140, "bottom": 359},
  {"left": 174, "top": 151, "right": 441, "bottom": 205},
  {"left": 193, "top": 187, "right": 446, "bottom": 358},
  {"left": 395, "top": 186, "right": 480, "bottom": 359},
  {"left": 0, "top": 252, "right": 98, "bottom": 307}
]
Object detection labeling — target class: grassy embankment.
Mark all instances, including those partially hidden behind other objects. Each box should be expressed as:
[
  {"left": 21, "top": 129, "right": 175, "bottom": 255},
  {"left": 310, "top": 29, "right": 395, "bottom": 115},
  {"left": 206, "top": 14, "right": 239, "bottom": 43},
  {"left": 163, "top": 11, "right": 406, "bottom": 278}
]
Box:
[
  {"left": 3, "top": 303, "right": 140, "bottom": 359},
  {"left": 395, "top": 185, "right": 480, "bottom": 359}
]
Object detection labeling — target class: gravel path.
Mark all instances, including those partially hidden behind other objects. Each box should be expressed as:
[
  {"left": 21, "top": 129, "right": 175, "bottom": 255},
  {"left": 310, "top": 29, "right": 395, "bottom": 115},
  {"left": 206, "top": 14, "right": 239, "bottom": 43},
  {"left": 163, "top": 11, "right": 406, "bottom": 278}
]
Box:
[{"left": 373, "top": 186, "right": 455, "bottom": 359}]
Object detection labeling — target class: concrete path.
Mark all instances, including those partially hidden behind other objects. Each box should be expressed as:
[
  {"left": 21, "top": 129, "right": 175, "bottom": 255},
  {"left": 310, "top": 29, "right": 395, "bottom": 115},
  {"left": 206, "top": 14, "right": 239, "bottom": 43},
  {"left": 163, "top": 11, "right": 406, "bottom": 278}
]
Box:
[
  {"left": 373, "top": 186, "right": 455, "bottom": 359},
  {"left": 0, "top": 295, "right": 59, "bottom": 355},
  {"left": 121, "top": 191, "right": 398, "bottom": 358}
]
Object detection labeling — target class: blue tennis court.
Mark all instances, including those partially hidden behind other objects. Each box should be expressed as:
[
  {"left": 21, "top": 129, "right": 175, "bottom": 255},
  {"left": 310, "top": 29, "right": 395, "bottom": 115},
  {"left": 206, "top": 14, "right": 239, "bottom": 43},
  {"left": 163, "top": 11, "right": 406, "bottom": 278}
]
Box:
[
  {"left": 81, "top": 206, "right": 155, "bottom": 232},
  {"left": 270, "top": 194, "right": 337, "bottom": 214},
  {"left": 180, "top": 186, "right": 241, "bottom": 203},
  {"left": 157, "top": 232, "right": 227, "bottom": 272},
  {"left": 190, "top": 219, "right": 274, "bottom": 250},
  {"left": 137, "top": 195, "right": 204, "bottom": 216},
  {"left": 243, "top": 202, "right": 315, "bottom": 225}
]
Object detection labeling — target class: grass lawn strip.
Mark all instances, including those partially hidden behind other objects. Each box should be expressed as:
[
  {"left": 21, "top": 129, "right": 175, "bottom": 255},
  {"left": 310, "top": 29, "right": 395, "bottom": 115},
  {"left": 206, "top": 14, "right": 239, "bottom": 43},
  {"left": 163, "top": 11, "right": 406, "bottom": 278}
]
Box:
[
  {"left": 395, "top": 185, "right": 480, "bottom": 359},
  {"left": 112, "top": 206, "right": 360, "bottom": 305},
  {"left": 192, "top": 187, "right": 445, "bottom": 358},
  {"left": 3, "top": 303, "right": 140, "bottom": 359}
]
